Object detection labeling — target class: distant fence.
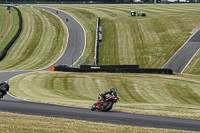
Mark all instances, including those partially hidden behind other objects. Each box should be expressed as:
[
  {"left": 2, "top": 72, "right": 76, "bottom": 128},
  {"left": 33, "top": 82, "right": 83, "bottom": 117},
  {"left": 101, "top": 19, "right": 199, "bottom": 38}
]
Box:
[
  {"left": 0, "top": 6, "right": 22, "bottom": 61},
  {"left": 51, "top": 65, "right": 173, "bottom": 75},
  {"left": 94, "top": 17, "right": 100, "bottom": 66}
]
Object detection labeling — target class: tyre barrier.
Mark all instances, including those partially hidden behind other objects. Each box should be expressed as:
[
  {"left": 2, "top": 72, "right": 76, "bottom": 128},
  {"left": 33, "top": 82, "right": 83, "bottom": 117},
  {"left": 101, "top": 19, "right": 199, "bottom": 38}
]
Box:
[
  {"left": 0, "top": 6, "right": 22, "bottom": 61},
  {"left": 50, "top": 65, "right": 173, "bottom": 75},
  {"left": 80, "top": 65, "right": 139, "bottom": 69}
]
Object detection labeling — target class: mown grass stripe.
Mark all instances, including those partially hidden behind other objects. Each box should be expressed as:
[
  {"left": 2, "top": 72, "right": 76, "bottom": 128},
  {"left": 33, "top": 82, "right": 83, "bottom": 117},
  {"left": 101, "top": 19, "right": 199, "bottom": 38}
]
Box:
[
  {"left": 121, "top": 79, "right": 147, "bottom": 103},
  {"left": 167, "top": 84, "right": 200, "bottom": 105},
  {"left": 0, "top": 7, "right": 10, "bottom": 34},
  {"left": 9, "top": 71, "right": 200, "bottom": 119},
  {"left": 1, "top": 111, "right": 192, "bottom": 133},
  {"left": 0, "top": 6, "right": 67, "bottom": 71},
  {"left": 10, "top": 9, "right": 43, "bottom": 68},
  {"left": 52, "top": 4, "right": 200, "bottom": 74},
  {"left": 0, "top": 7, "right": 19, "bottom": 54}
]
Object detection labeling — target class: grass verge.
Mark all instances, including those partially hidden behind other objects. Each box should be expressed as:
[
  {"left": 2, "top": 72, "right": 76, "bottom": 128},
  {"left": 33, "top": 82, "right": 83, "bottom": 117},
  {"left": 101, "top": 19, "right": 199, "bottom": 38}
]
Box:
[
  {"left": 40, "top": 4, "right": 200, "bottom": 74},
  {"left": 0, "top": 6, "right": 67, "bottom": 71},
  {"left": 0, "top": 6, "right": 19, "bottom": 54},
  {"left": 0, "top": 112, "right": 194, "bottom": 133},
  {"left": 184, "top": 49, "right": 200, "bottom": 75},
  {"left": 9, "top": 71, "right": 200, "bottom": 120}
]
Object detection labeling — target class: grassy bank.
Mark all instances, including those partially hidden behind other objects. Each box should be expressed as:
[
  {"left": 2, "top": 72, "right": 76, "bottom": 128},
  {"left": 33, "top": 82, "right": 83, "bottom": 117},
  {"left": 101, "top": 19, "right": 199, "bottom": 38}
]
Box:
[
  {"left": 0, "top": 6, "right": 19, "bottom": 54},
  {"left": 0, "top": 112, "right": 193, "bottom": 133},
  {"left": 56, "top": 6, "right": 97, "bottom": 66},
  {"left": 184, "top": 50, "right": 200, "bottom": 75},
  {"left": 1, "top": 4, "right": 200, "bottom": 132},
  {"left": 41, "top": 4, "right": 200, "bottom": 74},
  {"left": 9, "top": 71, "right": 200, "bottom": 120},
  {"left": 0, "top": 6, "right": 11, "bottom": 39},
  {"left": 0, "top": 6, "right": 67, "bottom": 71}
]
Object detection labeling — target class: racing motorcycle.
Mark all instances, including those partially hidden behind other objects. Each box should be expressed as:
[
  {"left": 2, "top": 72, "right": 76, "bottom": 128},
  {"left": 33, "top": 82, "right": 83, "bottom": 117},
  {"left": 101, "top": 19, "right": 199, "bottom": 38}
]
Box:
[
  {"left": 91, "top": 94, "right": 119, "bottom": 111},
  {"left": 0, "top": 81, "right": 9, "bottom": 99}
]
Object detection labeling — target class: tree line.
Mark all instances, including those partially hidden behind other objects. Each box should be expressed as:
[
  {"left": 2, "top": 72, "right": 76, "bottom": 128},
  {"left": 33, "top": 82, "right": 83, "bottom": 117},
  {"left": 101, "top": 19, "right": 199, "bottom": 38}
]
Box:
[{"left": 2, "top": 0, "right": 199, "bottom": 3}]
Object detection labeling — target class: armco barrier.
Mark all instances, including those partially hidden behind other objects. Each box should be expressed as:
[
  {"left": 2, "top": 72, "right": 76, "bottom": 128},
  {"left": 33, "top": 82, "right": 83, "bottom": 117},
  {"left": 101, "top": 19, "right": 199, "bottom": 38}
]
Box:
[
  {"left": 0, "top": 7, "right": 22, "bottom": 61},
  {"left": 51, "top": 65, "right": 173, "bottom": 75},
  {"left": 80, "top": 65, "right": 139, "bottom": 69}
]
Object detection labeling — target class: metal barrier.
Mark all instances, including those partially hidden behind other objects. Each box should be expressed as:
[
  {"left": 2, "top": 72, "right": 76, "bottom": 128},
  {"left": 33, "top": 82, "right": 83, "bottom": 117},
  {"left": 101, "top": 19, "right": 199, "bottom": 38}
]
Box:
[{"left": 94, "top": 17, "right": 100, "bottom": 66}]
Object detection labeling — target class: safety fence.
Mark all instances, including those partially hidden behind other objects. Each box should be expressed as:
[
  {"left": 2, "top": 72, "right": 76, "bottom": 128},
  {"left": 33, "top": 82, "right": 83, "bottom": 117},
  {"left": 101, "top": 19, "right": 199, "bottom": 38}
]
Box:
[
  {"left": 94, "top": 17, "right": 100, "bottom": 66},
  {"left": 51, "top": 65, "right": 173, "bottom": 75},
  {"left": 0, "top": 6, "right": 22, "bottom": 61}
]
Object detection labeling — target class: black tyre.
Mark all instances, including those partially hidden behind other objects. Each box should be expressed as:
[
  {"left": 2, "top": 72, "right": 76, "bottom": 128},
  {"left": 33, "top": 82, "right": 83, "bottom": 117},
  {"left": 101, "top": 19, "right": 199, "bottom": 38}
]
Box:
[
  {"left": 102, "top": 101, "right": 113, "bottom": 111},
  {"left": 0, "top": 93, "right": 3, "bottom": 99},
  {"left": 91, "top": 103, "right": 97, "bottom": 111}
]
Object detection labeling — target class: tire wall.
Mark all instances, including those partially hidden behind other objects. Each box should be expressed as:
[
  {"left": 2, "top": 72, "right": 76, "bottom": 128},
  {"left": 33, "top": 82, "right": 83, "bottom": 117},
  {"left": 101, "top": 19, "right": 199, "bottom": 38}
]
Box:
[
  {"left": 0, "top": 6, "right": 22, "bottom": 61},
  {"left": 52, "top": 65, "right": 173, "bottom": 75}
]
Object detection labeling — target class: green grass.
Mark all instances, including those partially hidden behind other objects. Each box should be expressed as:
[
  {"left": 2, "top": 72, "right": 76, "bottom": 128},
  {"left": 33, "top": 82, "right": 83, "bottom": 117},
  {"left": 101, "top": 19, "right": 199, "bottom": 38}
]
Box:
[
  {"left": 1, "top": 4, "right": 200, "bottom": 132},
  {"left": 0, "top": 112, "right": 193, "bottom": 133},
  {"left": 0, "top": 6, "right": 11, "bottom": 37},
  {"left": 9, "top": 71, "right": 200, "bottom": 120},
  {"left": 184, "top": 49, "right": 200, "bottom": 75},
  {"left": 57, "top": 7, "right": 97, "bottom": 66},
  {"left": 0, "top": 6, "right": 19, "bottom": 54},
  {"left": 40, "top": 4, "right": 200, "bottom": 74},
  {"left": 0, "top": 6, "right": 67, "bottom": 70}
]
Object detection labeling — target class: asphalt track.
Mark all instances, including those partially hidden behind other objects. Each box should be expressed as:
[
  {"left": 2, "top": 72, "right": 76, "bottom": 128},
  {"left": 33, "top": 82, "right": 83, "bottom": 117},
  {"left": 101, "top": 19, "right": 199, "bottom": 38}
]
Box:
[
  {"left": 0, "top": 6, "right": 200, "bottom": 132},
  {"left": 162, "top": 28, "right": 200, "bottom": 73}
]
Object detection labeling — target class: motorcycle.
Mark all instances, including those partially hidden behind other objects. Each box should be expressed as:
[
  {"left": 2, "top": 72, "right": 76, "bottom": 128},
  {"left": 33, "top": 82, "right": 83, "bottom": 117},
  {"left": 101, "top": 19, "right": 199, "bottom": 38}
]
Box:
[
  {"left": 91, "top": 94, "right": 119, "bottom": 111},
  {"left": 0, "top": 81, "right": 9, "bottom": 99}
]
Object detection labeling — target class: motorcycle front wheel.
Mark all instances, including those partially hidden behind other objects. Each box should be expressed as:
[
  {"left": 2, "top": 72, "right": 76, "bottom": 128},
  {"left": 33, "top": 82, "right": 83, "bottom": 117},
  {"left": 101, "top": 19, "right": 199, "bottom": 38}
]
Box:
[
  {"left": 91, "top": 103, "right": 97, "bottom": 111},
  {"left": 102, "top": 101, "right": 113, "bottom": 111}
]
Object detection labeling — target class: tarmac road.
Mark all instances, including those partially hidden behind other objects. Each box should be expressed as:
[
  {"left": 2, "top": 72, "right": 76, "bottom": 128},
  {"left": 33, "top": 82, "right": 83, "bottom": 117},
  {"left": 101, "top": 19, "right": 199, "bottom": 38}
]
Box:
[
  {"left": 35, "top": 6, "right": 86, "bottom": 68},
  {"left": 162, "top": 29, "right": 200, "bottom": 73},
  {"left": 0, "top": 6, "right": 200, "bottom": 132},
  {"left": 1, "top": 99, "right": 200, "bottom": 131}
]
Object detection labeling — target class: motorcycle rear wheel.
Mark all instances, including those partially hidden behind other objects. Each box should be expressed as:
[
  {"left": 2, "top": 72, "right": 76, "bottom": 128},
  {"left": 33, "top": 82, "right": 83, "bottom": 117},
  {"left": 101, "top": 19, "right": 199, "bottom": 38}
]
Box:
[{"left": 102, "top": 101, "right": 113, "bottom": 111}]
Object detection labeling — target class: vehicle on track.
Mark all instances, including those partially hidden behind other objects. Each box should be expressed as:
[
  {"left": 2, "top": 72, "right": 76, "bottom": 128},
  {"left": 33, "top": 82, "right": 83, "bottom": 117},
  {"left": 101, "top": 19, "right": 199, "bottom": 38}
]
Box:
[
  {"left": 91, "top": 88, "right": 119, "bottom": 111},
  {"left": 0, "top": 81, "right": 9, "bottom": 99}
]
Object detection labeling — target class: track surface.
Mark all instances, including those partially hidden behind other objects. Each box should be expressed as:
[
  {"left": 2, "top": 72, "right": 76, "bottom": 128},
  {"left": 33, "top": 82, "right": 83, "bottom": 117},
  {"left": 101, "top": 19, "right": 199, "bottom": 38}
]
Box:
[
  {"left": 0, "top": 6, "right": 200, "bottom": 132},
  {"left": 162, "top": 29, "right": 200, "bottom": 73}
]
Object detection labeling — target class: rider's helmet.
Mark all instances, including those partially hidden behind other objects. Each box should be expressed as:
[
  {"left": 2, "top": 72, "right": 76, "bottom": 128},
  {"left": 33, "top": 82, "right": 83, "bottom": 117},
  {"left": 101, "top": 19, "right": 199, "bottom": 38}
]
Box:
[
  {"left": 2, "top": 81, "right": 9, "bottom": 92},
  {"left": 110, "top": 88, "right": 117, "bottom": 96},
  {"left": 110, "top": 88, "right": 115, "bottom": 91}
]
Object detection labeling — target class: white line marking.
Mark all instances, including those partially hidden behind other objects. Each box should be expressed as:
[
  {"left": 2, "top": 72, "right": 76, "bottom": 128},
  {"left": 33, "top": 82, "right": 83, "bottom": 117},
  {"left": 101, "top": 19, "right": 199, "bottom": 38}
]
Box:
[
  {"left": 181, "top": 47, "right": 200, "bottom": 73},
  {"left": 3, "top": 5, "right": 86, "bottom": 106},
  {"left": 162, "top": 28, "right": 200, "bottom": 69}
]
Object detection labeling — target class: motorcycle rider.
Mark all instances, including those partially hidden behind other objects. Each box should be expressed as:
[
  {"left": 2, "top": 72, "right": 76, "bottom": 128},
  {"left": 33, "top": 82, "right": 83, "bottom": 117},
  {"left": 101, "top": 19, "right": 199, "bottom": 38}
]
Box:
[
  {"left": 0, "top": 81, "right": 9, "bottom": 98},
  {"left": 100, "top": 88, "right": 117, "bottom": 103}
]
